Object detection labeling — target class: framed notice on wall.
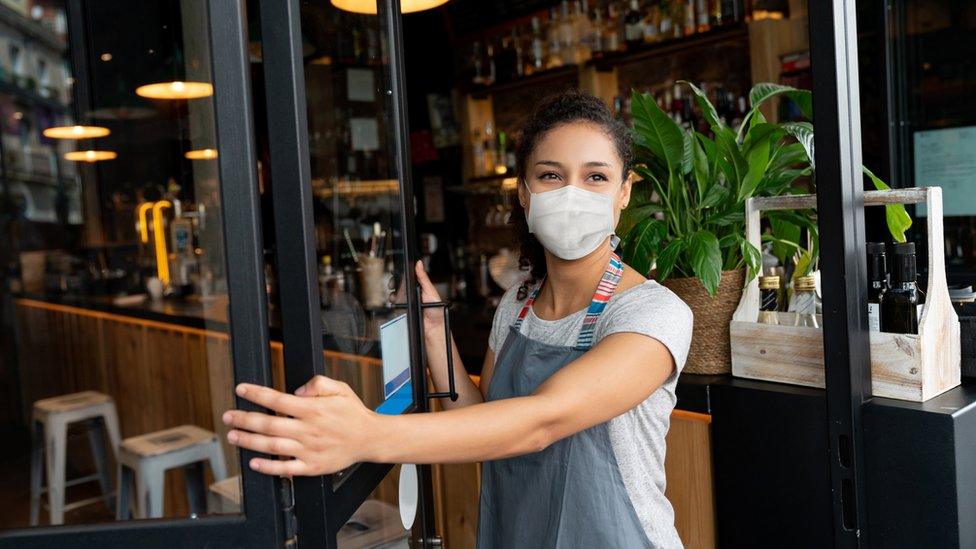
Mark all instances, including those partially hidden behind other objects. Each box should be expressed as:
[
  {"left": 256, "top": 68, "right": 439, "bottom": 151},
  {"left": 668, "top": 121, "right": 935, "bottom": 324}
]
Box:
[{"left": 913, "top": 125, "right": 976, "bottom": 217}]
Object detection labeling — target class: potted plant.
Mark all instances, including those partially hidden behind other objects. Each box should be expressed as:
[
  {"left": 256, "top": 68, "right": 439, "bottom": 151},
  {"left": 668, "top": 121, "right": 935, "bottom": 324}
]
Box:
[{"left": 618, "top": 82, "right": 910, "bottom": 374}]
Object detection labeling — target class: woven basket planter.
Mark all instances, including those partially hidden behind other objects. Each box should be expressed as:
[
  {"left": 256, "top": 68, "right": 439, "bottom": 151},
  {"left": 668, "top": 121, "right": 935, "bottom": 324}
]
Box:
[{"left": 660, "top": 268, "right": 745, "bottom": 375}]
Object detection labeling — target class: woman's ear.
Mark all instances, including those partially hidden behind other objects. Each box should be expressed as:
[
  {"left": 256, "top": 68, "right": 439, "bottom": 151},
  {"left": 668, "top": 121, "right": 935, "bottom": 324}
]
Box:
[
  {"left": 518, "top": 179, "right": 529, "bottom": 210},
  {"left": 619, "top": 170, "right": 634, "bottom": 209}
]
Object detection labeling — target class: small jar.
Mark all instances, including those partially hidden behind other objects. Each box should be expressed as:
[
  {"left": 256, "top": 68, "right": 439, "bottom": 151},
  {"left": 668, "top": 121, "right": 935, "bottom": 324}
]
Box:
[
  {"left": 758, "top": 275, "right": 780, "bottom": 325},
  {"left": 791, "top": 275, "right": 820, "bottom": 328}
]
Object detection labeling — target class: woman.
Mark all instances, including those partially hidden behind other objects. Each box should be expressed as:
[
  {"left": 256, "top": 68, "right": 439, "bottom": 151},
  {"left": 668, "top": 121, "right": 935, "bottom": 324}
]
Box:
[{"left": 222, "top": 90, "right": 693, "bottom": 548}]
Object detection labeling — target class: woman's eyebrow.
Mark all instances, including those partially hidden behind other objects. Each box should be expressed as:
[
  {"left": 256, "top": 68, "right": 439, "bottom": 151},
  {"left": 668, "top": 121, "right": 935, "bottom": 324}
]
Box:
[
  {"left": 583, "top": 161, "right": 612, "bottom": 168},
  {"left": 534, "top": 160, "right": 563, "bottom": 168}
]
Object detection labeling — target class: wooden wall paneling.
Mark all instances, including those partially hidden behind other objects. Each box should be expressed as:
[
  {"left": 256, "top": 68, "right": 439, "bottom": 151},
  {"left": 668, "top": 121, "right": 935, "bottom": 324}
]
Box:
[
  {"left": 665, "top": 411, "right": 716, "bottom": 549},
  {"left": 205, "top": 334, "right": 239, "bottom": 478}
]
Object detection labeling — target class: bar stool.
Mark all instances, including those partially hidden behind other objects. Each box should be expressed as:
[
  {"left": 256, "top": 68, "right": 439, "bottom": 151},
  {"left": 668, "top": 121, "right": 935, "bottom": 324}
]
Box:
[
  {"left": 116, "top": 425, "right": 227, "bottom": 519},
  {"left": 30, "top": 391, "right": 121, "bottom": 526}
]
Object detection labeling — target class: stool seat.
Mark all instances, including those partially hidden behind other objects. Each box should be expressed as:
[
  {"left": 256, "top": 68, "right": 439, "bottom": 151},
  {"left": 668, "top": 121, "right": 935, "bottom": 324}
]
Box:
[
  {"left": 33, "top": 391, "right": 113, "bottom": 420},
  {"left": 117, "top": 425, "right": 227, "bottom": 519},
  {"left": 121, "top": 425, "right": 216, "bottom": 458}
]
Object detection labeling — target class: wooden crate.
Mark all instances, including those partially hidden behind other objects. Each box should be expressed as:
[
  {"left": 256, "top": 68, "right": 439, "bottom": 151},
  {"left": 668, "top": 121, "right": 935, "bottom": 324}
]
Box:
[{"left": 730, "top": 187, "right": 961, "bottom": 402}]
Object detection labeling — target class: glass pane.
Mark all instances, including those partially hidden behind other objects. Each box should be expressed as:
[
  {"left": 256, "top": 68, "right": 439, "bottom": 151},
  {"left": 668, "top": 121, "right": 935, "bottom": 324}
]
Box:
[
  {"left": 292, "top": 1, "right": 415, "bottom": 416},
  {"left": 338, "top": 465, "right": 411, "bottom": 549},
  {"left": 0, "top": 0, "right": 244, "bottom": 529}
]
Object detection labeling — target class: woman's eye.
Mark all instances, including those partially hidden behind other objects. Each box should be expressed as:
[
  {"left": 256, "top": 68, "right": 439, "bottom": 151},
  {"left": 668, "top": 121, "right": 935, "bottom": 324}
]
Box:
[
  {"left": 588, "top": 173, "right": 609, "bottom": 182},
  {"left": 539, "top": 172, "right": 560, "bottom": 180}
]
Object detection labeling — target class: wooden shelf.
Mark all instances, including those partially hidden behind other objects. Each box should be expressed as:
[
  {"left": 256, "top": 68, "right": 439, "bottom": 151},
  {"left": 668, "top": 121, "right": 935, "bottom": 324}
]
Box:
[
  {"left": 588, "top": 23, "right": 749, "bottom": 72},
  {"left": 460, "top": 24, "right": 748, "bottom": 99}
]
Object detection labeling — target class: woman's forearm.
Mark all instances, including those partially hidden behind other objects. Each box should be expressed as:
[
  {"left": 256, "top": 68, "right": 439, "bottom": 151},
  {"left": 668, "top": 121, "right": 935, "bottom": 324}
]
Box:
[
  {"left": 424, "top": 327, "right": 483, "bottom": 409},
  {"left": 369, "top": 395, "right": 556, "bottom": 464}
]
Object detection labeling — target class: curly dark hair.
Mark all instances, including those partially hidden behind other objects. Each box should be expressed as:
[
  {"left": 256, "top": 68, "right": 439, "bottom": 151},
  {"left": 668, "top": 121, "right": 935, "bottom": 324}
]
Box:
[{"left": 512, "top": 89, "right": 634, "bottom": 300}]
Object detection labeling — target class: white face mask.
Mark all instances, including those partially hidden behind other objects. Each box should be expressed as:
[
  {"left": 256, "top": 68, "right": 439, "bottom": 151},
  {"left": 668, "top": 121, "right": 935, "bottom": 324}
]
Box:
[{"left": 526, "top": 185, "right": 616, "bottom": 260}]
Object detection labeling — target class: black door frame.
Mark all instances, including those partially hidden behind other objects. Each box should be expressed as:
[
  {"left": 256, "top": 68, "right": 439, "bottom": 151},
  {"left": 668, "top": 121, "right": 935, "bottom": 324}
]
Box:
[
  {"left": 809, "top": 0, "right": 872, "bottom": 545},
  {"left": 0, "top": 0, "right": 286, "bottom": 547},
  {"left": 256, "top": 0, "right": 436, "bottom": 547}
]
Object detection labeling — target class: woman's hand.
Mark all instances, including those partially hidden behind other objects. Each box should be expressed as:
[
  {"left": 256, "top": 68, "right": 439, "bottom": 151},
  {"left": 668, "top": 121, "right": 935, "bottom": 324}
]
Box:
[
  {"left": 222, "top": 376, "right": 383, "bottom": 476},
  {"left": 415, "top": 260, "right": 445, "bottom": 337}
]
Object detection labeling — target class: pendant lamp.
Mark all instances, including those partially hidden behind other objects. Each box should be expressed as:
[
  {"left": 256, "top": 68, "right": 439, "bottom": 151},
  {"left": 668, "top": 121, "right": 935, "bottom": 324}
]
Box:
[{"left": 331, "top": 0, "right": 449, "bottom": 15}]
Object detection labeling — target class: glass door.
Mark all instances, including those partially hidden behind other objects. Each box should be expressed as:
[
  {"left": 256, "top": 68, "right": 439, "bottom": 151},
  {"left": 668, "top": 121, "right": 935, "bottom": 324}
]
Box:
[
  {"left": 0, "top": 0, "right": 285, "bottom": 547},
  {"left": 254, "top": 0, "right": 439, "bottom": 547}
]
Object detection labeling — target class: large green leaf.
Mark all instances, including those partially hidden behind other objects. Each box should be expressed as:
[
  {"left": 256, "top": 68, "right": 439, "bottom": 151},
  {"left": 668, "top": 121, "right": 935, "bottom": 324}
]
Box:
[
  {"left": 631, "top": 89, "right": 685, "bottom": 175},
  {"left": 624, "top": 218, "right": 667, "bottom": 276},
  {"left": 758, "top": 167, "right": 811, "bottom": 196},
  {"left": 691, "top": 134, "right": 711, "bottom": 201},
  {"left": 704, "top": 207, "right": 744, "bottom": 226},
  {"left": 617, "top": 203, "right": 663, "bottom": 238},
  {"left": 769, "top": 216, "right": 801, "bottom": 265},
  {"left": 700, "top": 183, "right": 730, "bottom": 209},
  {"left": 743, "top": 122, "right": 786, "bottom": 155},
  {"left": 782, "top": 122, "right": 815, "bottom": 169},
  {"left": 655, "top": 238, "right": 686, "bottom": 281},
  {"left": 714, "top": 127, "right": 748, "bottom": 192},
  {"left": 768, "top": 142, "right": 810, "bottom": 172},
  {"left": 746, "top": 83, "right": 814, "bottom": 121},
  {"left": 738, "top": 138, "right": 771, "bottom": 202},
  {"left": 688, "top": 229, "right": 723, "bottom": 295},
  {"left": 738, "top": 236, "right": 763, "bottom": 281},
  {"left": 863, "top": 166, "right": 913, "bottom": 243},
  {"left": 680, "top": 80, "right": 725, "bottom": 132},
  {"left": 681, "top": 131, "right": 695, "bottom": 176}
]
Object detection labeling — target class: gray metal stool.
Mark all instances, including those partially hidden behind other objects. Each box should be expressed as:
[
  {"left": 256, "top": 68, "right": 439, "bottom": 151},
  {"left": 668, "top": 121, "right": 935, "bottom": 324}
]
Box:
[
  {"left": 116, "top": 425, "right": 227, "bottom": 519},
  {"left": 30, "top": 391, "right": 121, "bottom": 526}
]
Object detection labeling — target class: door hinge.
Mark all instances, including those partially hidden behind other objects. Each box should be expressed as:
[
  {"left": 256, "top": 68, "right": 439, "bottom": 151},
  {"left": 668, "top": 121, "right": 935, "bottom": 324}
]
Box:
[{"left": 280, "top": 477, "right": 298, "bottom": 547}]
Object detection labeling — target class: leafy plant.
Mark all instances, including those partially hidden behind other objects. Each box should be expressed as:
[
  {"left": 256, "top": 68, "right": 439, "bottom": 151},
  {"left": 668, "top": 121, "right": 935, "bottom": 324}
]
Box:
[{"left": 619, "top": 82, "right": 911, "bottom": 296}]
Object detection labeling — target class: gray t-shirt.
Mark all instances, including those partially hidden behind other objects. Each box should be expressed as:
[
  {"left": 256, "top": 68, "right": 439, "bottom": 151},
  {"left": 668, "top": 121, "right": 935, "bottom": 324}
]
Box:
[{"left": 487, "top": 279, "right": 693, "bottom": 549}]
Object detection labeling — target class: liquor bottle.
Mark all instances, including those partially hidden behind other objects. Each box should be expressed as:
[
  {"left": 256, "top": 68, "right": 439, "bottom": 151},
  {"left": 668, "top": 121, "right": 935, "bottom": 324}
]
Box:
[
  {"left": 559, "top": 1, "right": 575, "bottom": 65},
  {"left": 643, "top": 1, "right": 661, "bottom": 43},
  {"left": 486, "top": 43, "right": 497, "bottom": 85},
  {"left": 683, "top": 0, "right": 695, "bottom": 36},
  {"left": 471, "top": 41, "right": 485, "bottom": 85},
  {"left": 759, "top": 275, "right": 780, "bottom": 325},
  {"left": 472, "top": 130, "right": 486, "bottom": 176},
  {"left": 605, "top": 3, "right": 622, "bottom": 52},
  {"left": 513, "top": 28, "right": 525, "bottom": 78},
  {"left": 547, "top": 7, "right": 564, "bottom": 68},
  {"left": 577, "top": 0, "right": 593, "bottom": 62},
  {"left": 721, "top": 0, "right": 741, "bottom": 23},
  {"left": 696, "top": 0, "right": 710, "bottom": 32},
  {"left": 624, "top": 0, "right": 644, "bottom": 49},
  {"left": 791, "top": 275, "right": 820, "bottom": 328},
  {"left": 529, "top": 16, "right": 546, "bottom": 74},
  {"left": 319, "top": 255, "right": 334, "bottom": 308},
  {"left": 592, "top": 8, "right": 605, "bottom": 54},
  {"left": 659, "top": 0, "right": 674, "bottom": 37},
  {"left": 881, "top": 242, "right": 923, "bottom": 334},
  {"left": 866, "top": 242, "right": 887, "bottom": 332},
  {"left": 710, "top": 0, "right": 722, "bottom": 27}
]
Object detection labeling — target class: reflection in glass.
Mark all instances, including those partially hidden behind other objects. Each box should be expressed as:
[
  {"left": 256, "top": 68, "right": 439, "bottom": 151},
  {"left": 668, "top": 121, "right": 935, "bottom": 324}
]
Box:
[
  {"left": 0, "top": 0, "right": 241, "bottom": 529},
  {"left": 295, "top": 0, "right": 415, "bottom": 415}
]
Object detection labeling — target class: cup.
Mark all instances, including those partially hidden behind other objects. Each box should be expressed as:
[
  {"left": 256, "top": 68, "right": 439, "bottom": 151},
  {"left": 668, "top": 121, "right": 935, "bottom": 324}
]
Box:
[
  {"left": 358, "top": 257, "right": 387, "bottom": 310},
  {"left": 146, "top": 277, "right": 164, "bottom": 301}
]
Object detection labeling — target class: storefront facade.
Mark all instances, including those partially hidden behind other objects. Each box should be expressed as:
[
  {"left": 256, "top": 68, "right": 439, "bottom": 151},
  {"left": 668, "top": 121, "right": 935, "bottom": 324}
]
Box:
[{"left": 0, "top": 0, "right": 972, "bottom": 547}]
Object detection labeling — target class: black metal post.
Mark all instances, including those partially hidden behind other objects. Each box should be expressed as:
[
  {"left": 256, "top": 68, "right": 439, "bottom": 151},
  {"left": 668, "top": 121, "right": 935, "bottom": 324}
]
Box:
[
  {"left": 809, "top": 0, "right": 871, "bottom": 545},
  {"left": 255, "top": 0, "right": 333, "bottom": 547},
  {"left": 381, "top": 0, "right": 439, "bottom": 546},
  {"left": 208, "top": 0, "right": 285, "bottom": 546}
]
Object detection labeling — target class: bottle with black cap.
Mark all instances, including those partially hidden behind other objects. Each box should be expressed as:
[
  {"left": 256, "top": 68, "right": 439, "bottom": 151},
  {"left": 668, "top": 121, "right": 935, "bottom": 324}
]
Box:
[
  {"left": 866, "top": 242, "right": 888, "bottom": 332},
  {"left": 881, "top": 241, "right": 924, "bottom": 334}
]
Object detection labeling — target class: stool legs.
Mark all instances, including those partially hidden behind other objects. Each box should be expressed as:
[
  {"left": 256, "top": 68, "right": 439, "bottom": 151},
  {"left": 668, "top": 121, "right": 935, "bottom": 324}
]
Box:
[
  {"left": 86, "top": 418, "right": 113, "bottom": 512},
  {"left": 183, "top": 462, "right": 207, "bottom": 516},
  {"left": 116, "top": 464, "right": 132, "bottom": 520},
  {"left": 44, "top": 418, "right": 68, "bottom": 525},
  {"left": 29, "top": 419, "right": 44, "bottom": 526}
]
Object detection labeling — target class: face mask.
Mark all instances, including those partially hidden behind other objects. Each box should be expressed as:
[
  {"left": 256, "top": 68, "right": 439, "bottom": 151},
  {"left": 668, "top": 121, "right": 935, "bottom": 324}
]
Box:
[{"left": 526, "top": 185, "right": 616, "bottom": 260}]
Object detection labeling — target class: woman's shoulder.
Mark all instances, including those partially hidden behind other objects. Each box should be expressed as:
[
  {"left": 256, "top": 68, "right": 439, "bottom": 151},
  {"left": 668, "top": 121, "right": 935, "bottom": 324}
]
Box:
[{"left": 607, "top": 276, "right": 694, "bottom": 327}]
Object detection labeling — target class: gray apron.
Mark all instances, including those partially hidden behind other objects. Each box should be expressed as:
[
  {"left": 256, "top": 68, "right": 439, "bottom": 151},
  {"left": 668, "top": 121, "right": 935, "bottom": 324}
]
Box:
[{"left": 477, "top": 254, "right": 651, "bottom": 548}]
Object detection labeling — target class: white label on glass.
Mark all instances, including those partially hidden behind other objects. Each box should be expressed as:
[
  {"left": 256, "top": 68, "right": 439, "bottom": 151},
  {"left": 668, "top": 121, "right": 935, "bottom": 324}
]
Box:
[{"left": 868, "top": 303, "right": 880, "bottom": 331}]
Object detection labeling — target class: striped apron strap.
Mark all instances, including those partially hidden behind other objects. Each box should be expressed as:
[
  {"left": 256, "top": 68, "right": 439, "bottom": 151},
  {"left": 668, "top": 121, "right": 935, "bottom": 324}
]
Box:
[
  {"left": 574, "top": 253, "right": 624, "bottom": 350},
  {"left": 512, "top": 280, "right": 544, "bottom": 332}
]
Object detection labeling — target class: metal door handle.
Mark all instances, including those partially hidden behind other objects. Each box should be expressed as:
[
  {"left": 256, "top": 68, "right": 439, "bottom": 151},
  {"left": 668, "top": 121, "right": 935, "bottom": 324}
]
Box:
[{"left": 394, "top": 288, "right": 459, "bottom": 403}]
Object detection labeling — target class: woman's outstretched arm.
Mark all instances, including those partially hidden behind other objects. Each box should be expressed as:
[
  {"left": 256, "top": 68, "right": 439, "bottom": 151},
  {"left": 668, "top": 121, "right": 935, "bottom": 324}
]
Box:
[{"left": 223, "top": 331, "right": 674, "bottom": 476}]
